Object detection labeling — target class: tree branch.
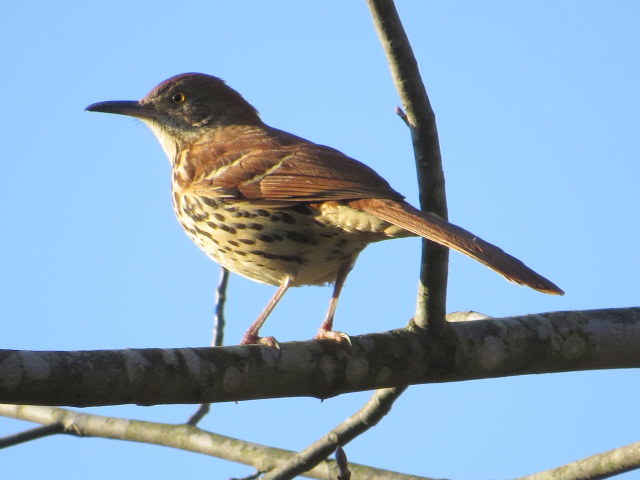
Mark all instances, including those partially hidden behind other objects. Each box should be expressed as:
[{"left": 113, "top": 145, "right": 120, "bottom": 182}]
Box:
[
  {"left": 515, "top": 441, "right": 640, "bottom": 480},
  {"left": 0, "top": 404, "right": 438, "bottom": 480},
  {"left": 367, "top": 0, "right": 448, "bottom": 329},
  {"left": 1, "top": 308, "right": 637, "bottom": 406},
  {"left": 186, "top": 267, "right": 229, "bottom": 426},
  {"left": 335, "top": 446, "right": 351, "bottom": 480},
  {"left": 262, "top": 387, "right": 407, "bottom": 480},
  {"left": 211, "top": 267, "right": 229, "bottom": 348},
  {"left": 2, "top": 403, "right": 637, "bottom": 480},
  {"left": 0, "top": 421, "right": 66, "bottom": 448}
]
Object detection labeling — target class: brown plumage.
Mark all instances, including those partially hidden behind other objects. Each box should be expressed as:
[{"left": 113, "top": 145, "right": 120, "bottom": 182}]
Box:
[{"left": 87, "top": 73, "right": 563, "bottom": 345}]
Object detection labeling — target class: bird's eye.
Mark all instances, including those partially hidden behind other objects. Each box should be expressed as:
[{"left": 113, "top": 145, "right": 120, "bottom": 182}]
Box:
[{"left": 171, "top": 92, "right": 186, "bottom": 104}]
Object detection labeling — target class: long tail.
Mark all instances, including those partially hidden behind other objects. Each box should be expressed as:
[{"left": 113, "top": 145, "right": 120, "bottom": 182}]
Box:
[{"left": 352, "top": 198, "right": 563, "bottom": 295}]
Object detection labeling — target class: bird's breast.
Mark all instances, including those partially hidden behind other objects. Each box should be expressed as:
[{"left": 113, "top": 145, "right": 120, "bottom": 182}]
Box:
[{"left": 170, "top": 189, "right": 391, "bottom": 286}]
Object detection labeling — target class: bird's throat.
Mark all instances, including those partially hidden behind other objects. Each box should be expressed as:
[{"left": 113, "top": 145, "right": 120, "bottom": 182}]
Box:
[{"left": 143, "top": 119, "right": 179, "bottom": 164}]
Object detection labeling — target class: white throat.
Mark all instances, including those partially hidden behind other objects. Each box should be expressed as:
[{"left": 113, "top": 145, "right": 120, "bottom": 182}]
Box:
[{"left": 142, "top": 119, "right": 178, "bottom": 164}]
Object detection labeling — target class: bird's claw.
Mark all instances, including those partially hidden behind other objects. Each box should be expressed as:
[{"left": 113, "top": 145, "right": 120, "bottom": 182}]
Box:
[
  {"left": 241, "top": 333, "right": 280, "bottom": 349},
  {"left": 314, "top": 329, "right": 352, "bottom": 346},
  {"left": 258, "top": 336, "right": 280, "bottom": 349}
]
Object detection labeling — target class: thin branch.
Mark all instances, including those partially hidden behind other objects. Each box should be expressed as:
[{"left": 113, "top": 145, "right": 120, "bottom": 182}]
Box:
[
  {"left": 186, "top": 403, "right": 210, "bottom": 426},
  {"left": 395, "top": 106, "right": 410, "bottom": 127},
  {"left": 1, "top": 308, "right": 636, "bottom": 406},
  {"left": 335, "top": 447, "right": 351, "bottom": 480},
  {"left": 515, "top": 441, "right": 640, "bottom": 480},
  {"left": 263, "top": 387, "right": 407, "bottom": 480},
  {"left": 230, "top": 471, "right": 264, "bottom": 480},
  {"left": 212, "top": 267, "right": 229, "bottom": 348},
  {"left": 187, "top": 267, "right": 229, "bottom": 426},
  {"left": 0, "top": 421, "right": 66, "bottom": 448},
  {"left": 0, "top": 405, "right": 437, "bottom": 480},
  {"left": 368, "top": 0, "right": 448, "bottom": 330}
]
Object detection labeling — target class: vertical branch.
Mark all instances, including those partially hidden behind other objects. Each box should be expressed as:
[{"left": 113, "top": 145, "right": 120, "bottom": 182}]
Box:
[
  {"left": 186, "top": 267, "right": 229, "bottom": 426},
  {"left": 367, "top": 0, "right": 448, "bottom": 330},
  {"left": 211, "top": 267, "right": 229, "bottom": 347},
  {"left": 335, "top": 446, "right": 351, "bottom": 480}
]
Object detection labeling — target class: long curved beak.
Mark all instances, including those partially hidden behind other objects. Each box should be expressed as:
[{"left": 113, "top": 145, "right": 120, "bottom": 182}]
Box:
[{"left": 85, "top": 100, "right": 158, "bottom": 120}]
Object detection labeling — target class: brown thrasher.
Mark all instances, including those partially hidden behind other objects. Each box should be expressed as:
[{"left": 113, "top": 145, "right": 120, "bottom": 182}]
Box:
[{"left": 87, "top": 73, "right": 563, "bottom": 345}]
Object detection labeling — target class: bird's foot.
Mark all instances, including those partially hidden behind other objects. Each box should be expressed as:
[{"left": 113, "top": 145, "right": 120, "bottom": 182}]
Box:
[
  {"left": 241, "top": 332, "right": 280, "bottom": 349},
  {"left": 314, "top": 329, "right": 352, "bottom": 346}
]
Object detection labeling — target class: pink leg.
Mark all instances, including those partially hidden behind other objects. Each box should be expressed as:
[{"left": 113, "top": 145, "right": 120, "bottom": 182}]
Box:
[
  {"left": 315, "top": 262, "right": 352, "bottom": 344},
  {"left": 241, "top": 275, "right": 293, "bottom": 347}
]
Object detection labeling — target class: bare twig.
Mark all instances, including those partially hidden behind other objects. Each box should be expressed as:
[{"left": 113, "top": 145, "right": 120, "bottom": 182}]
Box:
[
  {"left": 262, "top": 387, "right": 407, "bottom": 480},
  {"left": 212, "top": 267, "right": 229, "bottom": 348},
  {"left": 187, "top": 267, "right": 229, "bottom": 426},
  {"left": 395, "top": 106, "right": 410, "bottom": 127},
  {"left": 186, "top": 402, "right": 211, "bottom": 427},
  {"left": 230, "top": 471, "right": 264, "bottom": 480},
  {"left": 335, "top": 446, "right": 351, "bottom": 480},
  {"left": 515, "top": 441, "right": 640, "bottom": 480},
  {"left": 368, "top": 0, "right": 448, "bottom": 330},
  {"left": 0, "top": 422, "right": 66, "bottom": 448}
]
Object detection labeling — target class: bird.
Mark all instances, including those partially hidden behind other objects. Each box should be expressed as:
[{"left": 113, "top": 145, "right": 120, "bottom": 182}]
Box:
[{"left": 86, "top": 73, "right": 563, "bottom": 346}]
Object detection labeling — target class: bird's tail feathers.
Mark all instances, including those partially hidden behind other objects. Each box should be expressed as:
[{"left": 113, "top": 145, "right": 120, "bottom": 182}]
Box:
[{"left": 352, "top": 198, "right": 563, "bottom": 295}]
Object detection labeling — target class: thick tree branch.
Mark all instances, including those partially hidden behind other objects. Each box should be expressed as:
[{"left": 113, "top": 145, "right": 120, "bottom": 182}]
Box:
[
  {"left": 0, "top": 404, "right": 438, "bottom": 480},
  {"left": 0, "top": 308, "right": 637, "bottom": 406},
  {"left": 368, "top": 0, "right": 448, "bottom": 329}
]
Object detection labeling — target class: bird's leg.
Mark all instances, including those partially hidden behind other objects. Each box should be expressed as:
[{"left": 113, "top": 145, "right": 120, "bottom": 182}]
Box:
[
  {"left": 315, "top": 262, "right": 352, "bottom": 344},
  {"left": 241, "top": 275, "right": 293, "bottom": 347}
]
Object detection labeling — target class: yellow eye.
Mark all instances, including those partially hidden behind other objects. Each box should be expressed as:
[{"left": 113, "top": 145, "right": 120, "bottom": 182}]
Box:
[{"left": 171, "top": 92, "right": 186, "bottom": 104}]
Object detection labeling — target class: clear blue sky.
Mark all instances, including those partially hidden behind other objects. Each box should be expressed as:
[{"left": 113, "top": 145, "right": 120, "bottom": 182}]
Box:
[{"left": 1, "top": 2, "right": 638, "bottom": 479}]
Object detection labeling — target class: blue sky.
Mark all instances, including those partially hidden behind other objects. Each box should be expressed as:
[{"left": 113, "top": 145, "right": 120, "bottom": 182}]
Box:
[{"left": 1, "top": 2, "right": 638, "bottom": 479}]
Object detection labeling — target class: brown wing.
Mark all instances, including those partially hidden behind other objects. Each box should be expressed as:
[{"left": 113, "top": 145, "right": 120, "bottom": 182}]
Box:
[
  {"left": 186, "top": 126, "right": 563, "bottom": 295},
  {"left": 188, "top": 126, "right": 405, "bottom": 204}
]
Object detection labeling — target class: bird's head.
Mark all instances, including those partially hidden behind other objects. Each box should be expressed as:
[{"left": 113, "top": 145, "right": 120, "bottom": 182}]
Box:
[{"left": 86, "top": 73, "right": 261, "bottom": 160}]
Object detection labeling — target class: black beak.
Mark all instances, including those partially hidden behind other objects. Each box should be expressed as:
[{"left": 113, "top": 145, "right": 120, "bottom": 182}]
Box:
[{"left": 85, "top": 100, "right": 158, "bottom": 120}]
